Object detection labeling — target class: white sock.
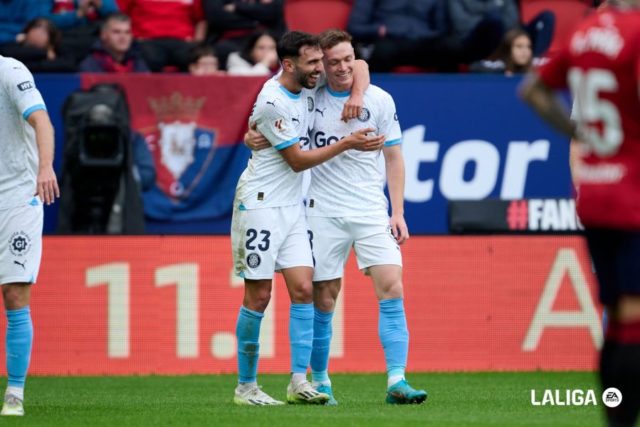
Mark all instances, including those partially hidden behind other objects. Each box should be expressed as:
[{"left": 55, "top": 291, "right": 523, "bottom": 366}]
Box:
[
  {"left": 291, "top": 373, "right": 307, "bottom": 386},
  {"left": 387, "top": 375, "right": 404, "bottom": 389},
  {"left": 5, "top": 386, "right": 24, "bottom": 401},
  {"left": 237, "top": 381, "right": 257, "bottom": 391}
]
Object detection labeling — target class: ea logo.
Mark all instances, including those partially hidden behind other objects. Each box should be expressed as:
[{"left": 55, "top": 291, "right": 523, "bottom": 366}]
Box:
[{"left": 602, "top": 387, "right": 622, "bottom": 408}]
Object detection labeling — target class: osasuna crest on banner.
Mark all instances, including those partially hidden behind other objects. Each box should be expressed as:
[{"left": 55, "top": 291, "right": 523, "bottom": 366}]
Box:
[{"left": 144, "top": 92, "right": 217, "bottom": 200}]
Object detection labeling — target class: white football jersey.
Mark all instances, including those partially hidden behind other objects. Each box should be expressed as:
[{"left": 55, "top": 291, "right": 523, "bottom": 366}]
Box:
[
  {"left": 234, "top": 77, "right": 316, "bottom": 209},
  {"left": 306, "top": 84, "right": 402, "bottom": 217},
  {"left": 0, "top": 56, "right": 47, "bottom": 210}
]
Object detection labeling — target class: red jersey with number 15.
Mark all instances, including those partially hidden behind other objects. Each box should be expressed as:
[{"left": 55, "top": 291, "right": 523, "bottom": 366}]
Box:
[{"left": 538, "top": 8, "right": 640, "bottom": 230}]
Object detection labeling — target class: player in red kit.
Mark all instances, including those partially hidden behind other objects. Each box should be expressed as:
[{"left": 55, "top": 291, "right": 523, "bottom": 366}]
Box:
[{"left": 520, "top": 1, "right": 640, "bottom": 426}]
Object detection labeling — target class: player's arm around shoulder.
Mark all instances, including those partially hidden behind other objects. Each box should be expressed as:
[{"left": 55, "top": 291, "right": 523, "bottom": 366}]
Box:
[
  {"left": 27, "top": 109, "right": 60, "bottom": 205},
  {"left": 341, "top": 59, "right": 370, "bottom": 121},
  {"left": 383, "top": 143, "right": 409, "bottom": 244}
]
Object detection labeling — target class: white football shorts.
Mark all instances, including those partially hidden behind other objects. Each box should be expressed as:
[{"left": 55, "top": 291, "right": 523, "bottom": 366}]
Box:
[
  {"left": 306, "top": 214, "right": 402, "bottom": 281},
  {"left": 0, "top": 198, "right": 43, "bottom": 285},
  {"left": 231, "top": 202, "right": 313, "bottom": 280}
]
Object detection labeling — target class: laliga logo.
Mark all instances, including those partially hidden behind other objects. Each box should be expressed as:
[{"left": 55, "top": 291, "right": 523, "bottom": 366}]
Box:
[
  {"left": 401, "top": 125, "right": 551, "bottom": 202},
  {"left": 530, "top": 387, "right": 622, "bottom": 407}
]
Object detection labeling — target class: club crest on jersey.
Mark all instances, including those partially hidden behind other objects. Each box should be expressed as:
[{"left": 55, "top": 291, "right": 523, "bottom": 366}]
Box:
[
  {"left": 9, "top": 231, "right": 31, "bottom": 256},
  {"left": 307, "top": 96, "right": 314, "bottom": 112},
  {"left": 247, "top": 253, "right": 261, "bottom": 268},
  {"left": 358, "top": 107, "right": 371, "bottom": 122},
  {"left": 145, "top": 92, "right": 217, "bottom": 200}
]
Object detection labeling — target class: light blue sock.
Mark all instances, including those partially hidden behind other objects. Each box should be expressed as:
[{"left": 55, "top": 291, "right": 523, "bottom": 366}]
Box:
[
  {"left": 6, "top": 306, "right": 33, "bottom": 388},
  {"left": 236, "top": 306, "right": 263, "bottom": 384},
  {"left": 290, "top": 303, "right": 314, "bottom": 374},
  {"left": 311, "top": 308, "right": 333, "bottom": 384},
  {"left": 378, "top": 298, "right": 408, "bottom": 380}
]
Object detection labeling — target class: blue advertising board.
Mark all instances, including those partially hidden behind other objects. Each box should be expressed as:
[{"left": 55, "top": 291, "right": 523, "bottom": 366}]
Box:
[
  {"left": 372, "top": 74, "right": 573, "bottom": 233},
  {"left": 35, "top": 74, "right": 573, "bottom": 234}
]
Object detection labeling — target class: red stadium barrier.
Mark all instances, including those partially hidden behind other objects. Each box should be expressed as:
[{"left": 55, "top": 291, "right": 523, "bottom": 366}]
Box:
[{"left": 1, "top": 236, "right": 600, "bottom": 375}]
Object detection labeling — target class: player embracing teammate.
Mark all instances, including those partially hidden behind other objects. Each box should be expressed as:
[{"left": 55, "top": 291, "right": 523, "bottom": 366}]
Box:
[{"left": 235, "top": 29, "right": 427, "bottom": 406}]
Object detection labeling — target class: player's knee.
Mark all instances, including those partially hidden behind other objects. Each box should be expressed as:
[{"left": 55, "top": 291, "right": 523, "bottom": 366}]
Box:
[
  {"left": 313, "top": 280, "right": 340, "bottom": 311},
  {"left": 289, "top": 281, "right": 313, "bottom": 304},
  {"left": 243, "top": 288, "right": 272, "bottom": 312},
  {"left": 314, "top": 293, "right": 336, "bottom": 312},
  {"left": 2, "top": 284, "right": 30, "bottom": 310},
  {"left": 376, "top": 280, "right": 403, "bottom": 300}
]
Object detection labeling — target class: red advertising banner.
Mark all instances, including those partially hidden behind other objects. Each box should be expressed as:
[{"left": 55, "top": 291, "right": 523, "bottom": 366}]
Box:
[{"left": 1, "top": 236, "right": 600, "bottom": 375}]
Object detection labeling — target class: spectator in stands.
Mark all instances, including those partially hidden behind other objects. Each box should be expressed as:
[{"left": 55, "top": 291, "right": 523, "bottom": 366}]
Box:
[
  {"left": 0, "top": 0, "right": 50, "bottom": 44},
  {"left": 0, "top": 18, "right": 76, "bottom": 72},
  {"left": 226, "top": 31, "right": 278, "bottom": 76},
  {"left": 49, "top": 0, "right": 119, "bottom": 30},
  {"left": 514, "top": 0, "right": 555, "bottom": 58},
  {"left": 79, "top": 12, "right": 149, "bottom": 72},
  {"left": 203, "top": 0, "right": 286, "bottom": 69},
  {"left": 48, "top": 0, "right": 120, "bottom": 64},
  {"left": 470, "top": 28, "right": 533, "bottom": 75},
  {"left": 445, "top": 0, "right": 519, "bottom": 62},
  {"left": 347, "top": 0, "right": 460, "bottom": 71},
  {"left": 118, "top": 0, "right": 207, "bottom": 72},
  {"left": 188, "top": 44, "right": 224, "bottom": 75}
]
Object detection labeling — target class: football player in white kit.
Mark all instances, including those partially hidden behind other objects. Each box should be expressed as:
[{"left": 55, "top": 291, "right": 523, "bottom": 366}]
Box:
[
  {"left": 0, "top": 56, "right": 59, "bottom": 416},
  {"left": 231, "top": 31, "right": 384, "bottom": 406},
  {"left": 306, "top": 30, "right": 426, "bottom": 405}
]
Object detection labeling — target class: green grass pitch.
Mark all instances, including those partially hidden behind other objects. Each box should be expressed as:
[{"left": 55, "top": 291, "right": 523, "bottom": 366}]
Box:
[{"left": 4, "top": 372, "right": 603, "bottom": 426}]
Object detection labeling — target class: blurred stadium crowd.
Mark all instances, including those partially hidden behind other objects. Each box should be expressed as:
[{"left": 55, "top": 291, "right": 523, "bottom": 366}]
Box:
[{"left": 0, "top": 0, "right": 606, "bottom": 77}]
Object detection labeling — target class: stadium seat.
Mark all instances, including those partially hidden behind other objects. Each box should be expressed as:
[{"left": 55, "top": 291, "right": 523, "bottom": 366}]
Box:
[
  {"left": 520, "top": 0, "right": 592, "bottom": 56},
  {"left": 284, "top": 0, "right": 353, "bottom": 34}
]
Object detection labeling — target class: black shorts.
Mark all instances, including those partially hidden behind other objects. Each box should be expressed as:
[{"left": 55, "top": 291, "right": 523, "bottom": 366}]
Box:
[{"left": 585, "top": 228, "right": 640, "bottom": 306}]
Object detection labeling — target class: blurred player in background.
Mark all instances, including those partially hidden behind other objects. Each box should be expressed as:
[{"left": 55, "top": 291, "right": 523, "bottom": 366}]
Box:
[
  {"left": 520, "top": 1, "right": 640, "bottom": 425},
  {"left": 0, "top": 55, "right": 59, "bottom": 416},
  {"left": 231, "top": 31, "right": 382, "bottom": 406}
]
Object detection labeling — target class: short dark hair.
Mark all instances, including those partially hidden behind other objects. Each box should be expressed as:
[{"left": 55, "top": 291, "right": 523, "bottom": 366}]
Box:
[
  {"left": 319, "top": 29, "right": 352, "bottom": 51},
  {"left": 188, "top": 44, "right": 218, "bottom": 65},
  {"left": 276, "top": 31, "right": 320, "bottom": 62}
]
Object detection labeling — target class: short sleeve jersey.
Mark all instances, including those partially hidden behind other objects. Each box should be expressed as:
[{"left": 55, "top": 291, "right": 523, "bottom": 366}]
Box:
[
  {"left": 0, "top": 56, "right": 47, "bottom": 210},
  {"left": 234, "top": 77, "right": 316, "bottom": 209},
  {"left": 306, "top": 84, "right": 402, "bottom": 217},
  {"left": 537, "top": 9, "right": 640, "bottom": 229}
]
